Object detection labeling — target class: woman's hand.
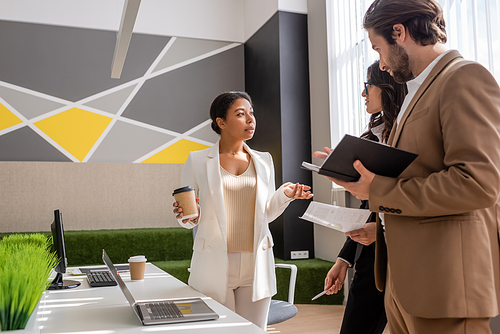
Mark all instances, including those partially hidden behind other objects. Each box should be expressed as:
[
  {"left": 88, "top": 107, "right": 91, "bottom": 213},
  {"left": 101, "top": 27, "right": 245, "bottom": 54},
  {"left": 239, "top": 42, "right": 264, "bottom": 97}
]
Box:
[
  {"left": 324, "top": 259, "right": 349, "bottom": 295},
  {"left": 173, "top": 198, "right": 200, "bottom": 223},
  {"left": 313, "top": 147, "right": 333, "bottom": 160},
  {"left": 283, "top": 183, "right": 313, "bottom": 199},
  {"left": 345, "top": 222, "right": 376, "bottom": 245}
]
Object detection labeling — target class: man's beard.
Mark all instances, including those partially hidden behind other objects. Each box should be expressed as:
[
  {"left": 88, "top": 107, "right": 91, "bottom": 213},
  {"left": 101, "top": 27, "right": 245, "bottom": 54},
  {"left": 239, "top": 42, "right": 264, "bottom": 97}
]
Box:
[{"left": 387, "top": 43, "right": 413, "bottom": 83}]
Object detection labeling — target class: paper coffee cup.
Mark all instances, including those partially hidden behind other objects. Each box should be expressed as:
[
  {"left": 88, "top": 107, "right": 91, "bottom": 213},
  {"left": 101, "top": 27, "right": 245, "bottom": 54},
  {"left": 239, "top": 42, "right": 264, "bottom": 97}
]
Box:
[
  {"left": 172, "top": 185, "right": 198, "bottom": 220},
  {"left": 128, "top": 255, "right": 146, "bottom": 281}
]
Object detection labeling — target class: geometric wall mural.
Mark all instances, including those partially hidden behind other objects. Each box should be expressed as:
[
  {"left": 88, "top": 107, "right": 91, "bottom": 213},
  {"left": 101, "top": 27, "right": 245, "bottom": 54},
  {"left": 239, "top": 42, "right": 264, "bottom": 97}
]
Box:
[
  {"left": 0, "top": 102, "right": 22, "bottom": 131},
  {"left": 142, "top": 139, "right": 212, "bottom": 164},
  {"left": 33, "top": 107, "right": 113, "bottom": 162},
  {"left": 0, "top": 21, "right": 244, "bottom": 163}
]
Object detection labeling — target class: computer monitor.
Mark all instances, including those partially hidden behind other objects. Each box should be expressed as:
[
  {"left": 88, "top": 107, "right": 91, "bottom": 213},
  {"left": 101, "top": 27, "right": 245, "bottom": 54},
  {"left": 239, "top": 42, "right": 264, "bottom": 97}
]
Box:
[{"left": 48, "top": 209, "right": 80, "bottom": 290}]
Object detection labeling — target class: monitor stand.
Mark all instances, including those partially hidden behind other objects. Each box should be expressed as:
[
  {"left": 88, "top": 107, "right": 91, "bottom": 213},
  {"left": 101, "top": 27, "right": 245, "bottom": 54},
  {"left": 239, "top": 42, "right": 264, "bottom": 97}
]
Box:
[{"left": 48, "top": 272, "right": 81, "bottom": 290}]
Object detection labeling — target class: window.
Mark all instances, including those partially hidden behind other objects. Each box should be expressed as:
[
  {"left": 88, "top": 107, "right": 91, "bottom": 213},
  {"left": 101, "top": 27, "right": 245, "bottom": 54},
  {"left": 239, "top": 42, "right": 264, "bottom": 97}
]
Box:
[
  {"left": 327, "top": 0, "right": 373, "bottom": 144},
  {"left": 440, "top": 0, "right": 499, "bottom": 79},
  {"left": 328, "top": 0, "right": 500, "bottom": 143}
]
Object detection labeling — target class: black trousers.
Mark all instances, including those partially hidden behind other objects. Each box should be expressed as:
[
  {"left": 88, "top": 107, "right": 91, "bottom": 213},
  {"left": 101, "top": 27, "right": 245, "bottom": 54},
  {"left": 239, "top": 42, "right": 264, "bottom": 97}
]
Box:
[{"left": 340, "top": 243, "right": 387, "bottom": 334}]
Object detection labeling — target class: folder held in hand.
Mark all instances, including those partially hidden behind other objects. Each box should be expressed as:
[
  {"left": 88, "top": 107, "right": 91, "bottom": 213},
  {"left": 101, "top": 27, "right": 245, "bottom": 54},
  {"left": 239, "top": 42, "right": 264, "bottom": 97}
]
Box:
[{"left": 302, "top": 134, "right": 418, "bottom": 182}]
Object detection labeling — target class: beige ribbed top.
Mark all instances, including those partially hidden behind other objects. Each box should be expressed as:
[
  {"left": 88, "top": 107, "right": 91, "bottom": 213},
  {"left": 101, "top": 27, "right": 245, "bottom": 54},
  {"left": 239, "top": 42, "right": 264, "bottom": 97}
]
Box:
[{"left": 220, "top": 159, "right": 256, "bottom": 252}]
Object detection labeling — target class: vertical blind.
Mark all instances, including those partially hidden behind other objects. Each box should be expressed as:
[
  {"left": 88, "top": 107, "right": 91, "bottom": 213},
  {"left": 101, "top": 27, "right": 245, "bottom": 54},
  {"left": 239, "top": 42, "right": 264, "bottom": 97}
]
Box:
[{"left": 328, "top": 0, "right": 500, "bottom": 143}]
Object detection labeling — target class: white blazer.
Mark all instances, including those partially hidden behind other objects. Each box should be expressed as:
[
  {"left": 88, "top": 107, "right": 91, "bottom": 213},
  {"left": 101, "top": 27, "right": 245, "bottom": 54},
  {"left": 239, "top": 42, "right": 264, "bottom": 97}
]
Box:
[{"left": 178, "top": 140, "right": 293, "bottom": 303}]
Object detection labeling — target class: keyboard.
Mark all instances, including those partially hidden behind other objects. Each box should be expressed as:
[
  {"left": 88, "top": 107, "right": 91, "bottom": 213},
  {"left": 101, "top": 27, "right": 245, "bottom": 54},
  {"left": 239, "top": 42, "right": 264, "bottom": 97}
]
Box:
[
  {"left": 146, "top": 302, "right": 184, "bottom": 319},
  {"left": 86, "top": 271, "right": 117, "bottom": 287}
]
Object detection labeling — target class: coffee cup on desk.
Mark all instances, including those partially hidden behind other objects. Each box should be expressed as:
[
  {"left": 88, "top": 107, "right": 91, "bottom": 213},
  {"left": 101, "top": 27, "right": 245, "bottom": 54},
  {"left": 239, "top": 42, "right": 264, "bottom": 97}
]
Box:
[
  {"left": 172, "top": 185, "right": 198, "bottom": 220},
  {"left": 128, "top": 255, "right": 147, "bottom": 281}
]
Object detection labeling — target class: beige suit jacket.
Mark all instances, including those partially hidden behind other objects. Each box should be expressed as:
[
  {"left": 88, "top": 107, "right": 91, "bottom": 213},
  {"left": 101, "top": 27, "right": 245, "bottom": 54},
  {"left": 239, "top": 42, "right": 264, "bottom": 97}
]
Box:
[
  {"left": 178, "top": 141, "right": 293, "bottom": 304},
  {"left": 370, "top": 50, "right": 500, "bottom": 318}
]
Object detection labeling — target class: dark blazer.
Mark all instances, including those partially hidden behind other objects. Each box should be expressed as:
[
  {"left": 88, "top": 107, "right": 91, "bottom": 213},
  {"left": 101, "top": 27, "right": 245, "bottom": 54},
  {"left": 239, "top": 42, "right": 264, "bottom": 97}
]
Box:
[{"left": 338, "top": 201, "right": 386, "bottom": 334}]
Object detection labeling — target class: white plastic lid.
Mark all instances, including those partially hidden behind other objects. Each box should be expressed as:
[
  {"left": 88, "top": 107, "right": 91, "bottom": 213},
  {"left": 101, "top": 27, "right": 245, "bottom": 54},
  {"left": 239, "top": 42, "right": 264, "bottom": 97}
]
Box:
[{"left": 128, "top": 255, "right": 147, "bottom": 262}]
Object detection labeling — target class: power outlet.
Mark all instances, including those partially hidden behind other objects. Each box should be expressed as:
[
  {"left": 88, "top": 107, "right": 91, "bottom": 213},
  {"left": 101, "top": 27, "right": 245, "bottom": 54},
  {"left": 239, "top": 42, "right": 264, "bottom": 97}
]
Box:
[{"left": 291, "top": 250, "right": 309, "bottom": 259}]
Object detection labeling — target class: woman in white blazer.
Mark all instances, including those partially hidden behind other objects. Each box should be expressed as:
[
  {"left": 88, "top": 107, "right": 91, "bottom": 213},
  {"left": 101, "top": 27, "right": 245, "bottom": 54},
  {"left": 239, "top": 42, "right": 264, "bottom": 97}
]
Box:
[{"left": 173, "top": 91, "right": 312, "bottom": 329}]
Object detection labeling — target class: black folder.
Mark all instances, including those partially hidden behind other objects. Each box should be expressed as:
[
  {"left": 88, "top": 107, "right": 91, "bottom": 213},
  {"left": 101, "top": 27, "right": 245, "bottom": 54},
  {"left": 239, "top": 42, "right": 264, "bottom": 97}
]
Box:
[{"left": 302, "top": 134, "right": 418, "bottom": 182}]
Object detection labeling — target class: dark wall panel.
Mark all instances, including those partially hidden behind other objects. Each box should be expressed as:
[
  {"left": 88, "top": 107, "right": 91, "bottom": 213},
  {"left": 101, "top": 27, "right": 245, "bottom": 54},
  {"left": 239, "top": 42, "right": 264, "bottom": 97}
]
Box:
[
  {"left": 279, "top": 12, "right": 314, "bottom": 259},
  {"left": 245, "top": 12, "right": 313, "bottom": 260},
  {"left": 245, "top": 13, "right": 285, "bottom": 258}
]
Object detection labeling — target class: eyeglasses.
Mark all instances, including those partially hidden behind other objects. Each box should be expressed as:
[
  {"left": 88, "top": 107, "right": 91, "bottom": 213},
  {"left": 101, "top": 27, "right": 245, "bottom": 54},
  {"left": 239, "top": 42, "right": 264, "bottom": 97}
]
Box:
[{"left": 364, "top": 82, "right": 372, "bottom": 95}]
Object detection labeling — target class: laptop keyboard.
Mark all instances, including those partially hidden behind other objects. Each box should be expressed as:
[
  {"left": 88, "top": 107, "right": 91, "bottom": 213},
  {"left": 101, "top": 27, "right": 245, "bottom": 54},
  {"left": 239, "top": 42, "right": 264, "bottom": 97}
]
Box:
[
  {"left": 87, "top": 271, "right": 117, "bottom": 287},
  {"left": 146, "top": 302, "right": 184, "bottom": 319}
]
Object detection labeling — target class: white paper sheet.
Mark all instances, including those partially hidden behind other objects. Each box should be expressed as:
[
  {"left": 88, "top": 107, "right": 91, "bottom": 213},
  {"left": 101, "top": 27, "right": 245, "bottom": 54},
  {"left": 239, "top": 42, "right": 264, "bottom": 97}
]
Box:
[{"left": 300, "top": 201, "right": 371, "bottom": 232}]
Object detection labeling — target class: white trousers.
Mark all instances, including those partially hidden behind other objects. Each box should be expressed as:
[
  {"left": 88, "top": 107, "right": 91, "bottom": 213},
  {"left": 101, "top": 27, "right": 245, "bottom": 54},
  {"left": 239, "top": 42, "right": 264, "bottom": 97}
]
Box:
[{"left": 223, "top": 252, "right": 271, "bottom": 330}]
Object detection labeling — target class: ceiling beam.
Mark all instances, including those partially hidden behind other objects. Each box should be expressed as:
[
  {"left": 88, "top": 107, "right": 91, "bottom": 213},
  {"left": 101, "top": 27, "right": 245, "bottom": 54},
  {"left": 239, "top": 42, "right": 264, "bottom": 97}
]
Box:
[{"left": 111, "top": 0, "right": 142, "bottom": 79}]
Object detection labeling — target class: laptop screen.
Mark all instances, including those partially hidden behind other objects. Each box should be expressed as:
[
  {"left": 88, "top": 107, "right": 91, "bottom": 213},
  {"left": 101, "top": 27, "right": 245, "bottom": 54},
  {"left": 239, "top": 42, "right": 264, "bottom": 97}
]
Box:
[
  {"left": 101, "top": 249, "right": 219, "bottom": 325},
  {"left": 102, "top": 249, "right": 139, "bottom": 309}
]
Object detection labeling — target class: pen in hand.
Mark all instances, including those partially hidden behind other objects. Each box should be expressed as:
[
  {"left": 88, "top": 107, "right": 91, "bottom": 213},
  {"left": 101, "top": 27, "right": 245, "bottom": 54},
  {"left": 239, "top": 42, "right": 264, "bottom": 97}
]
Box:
[{"left": 311, "top": 285, "right": 334, "bottom": 301}]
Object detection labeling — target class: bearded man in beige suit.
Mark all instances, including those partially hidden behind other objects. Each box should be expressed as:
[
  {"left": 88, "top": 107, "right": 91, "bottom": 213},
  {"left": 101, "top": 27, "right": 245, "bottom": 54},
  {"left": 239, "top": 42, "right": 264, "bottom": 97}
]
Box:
[{"left": 317, "top": 0, "right": 500, "bottom": 333}]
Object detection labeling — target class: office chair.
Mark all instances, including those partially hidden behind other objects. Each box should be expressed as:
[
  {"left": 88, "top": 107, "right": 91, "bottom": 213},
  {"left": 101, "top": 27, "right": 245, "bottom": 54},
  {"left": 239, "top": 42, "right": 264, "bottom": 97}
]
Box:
[
  {"left": 267, "top": 263, "right": 298, "bottom": 325},
  {"left": 191, "top": 226, "right": 298, "bottom": 325}
]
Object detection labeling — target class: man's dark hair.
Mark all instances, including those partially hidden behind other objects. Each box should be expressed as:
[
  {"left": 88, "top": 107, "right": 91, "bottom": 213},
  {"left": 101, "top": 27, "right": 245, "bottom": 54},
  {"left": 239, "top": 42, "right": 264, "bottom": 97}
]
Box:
[{"left": 363, "top": 0, "right": 447, "bottom": 46}]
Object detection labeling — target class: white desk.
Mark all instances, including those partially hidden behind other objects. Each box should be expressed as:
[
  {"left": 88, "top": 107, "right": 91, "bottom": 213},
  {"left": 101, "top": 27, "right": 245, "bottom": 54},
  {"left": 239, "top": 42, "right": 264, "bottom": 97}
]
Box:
[{"left": 38, "top": 264, "right": 266, "bottom": 334}]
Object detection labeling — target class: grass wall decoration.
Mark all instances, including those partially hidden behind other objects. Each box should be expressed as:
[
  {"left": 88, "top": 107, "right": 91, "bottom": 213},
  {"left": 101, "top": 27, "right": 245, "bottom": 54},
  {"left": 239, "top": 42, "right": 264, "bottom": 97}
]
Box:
[{"left": 0, "top": 234, "right": 57, "bottom": 331}]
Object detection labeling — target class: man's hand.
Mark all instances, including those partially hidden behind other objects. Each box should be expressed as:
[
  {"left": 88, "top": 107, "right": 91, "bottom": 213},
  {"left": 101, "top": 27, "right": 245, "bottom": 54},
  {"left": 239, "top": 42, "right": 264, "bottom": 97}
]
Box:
[
  {"left": 329, "top": 160, "right": 375, "bottom": 200},
  {"left": 313, "top": 147, "right": 375, "bottom": 201},
  {"left": 324, "top": 259, "right": 349, "bottom": 295},
  {"left": 345, "top": 222, "right": 376, "bottom": 246}
]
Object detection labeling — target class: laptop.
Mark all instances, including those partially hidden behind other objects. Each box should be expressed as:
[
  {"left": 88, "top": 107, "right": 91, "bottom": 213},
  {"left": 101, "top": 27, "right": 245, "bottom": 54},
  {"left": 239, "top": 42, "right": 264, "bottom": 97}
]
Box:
[{"left": 102, "top": 249, "right": 219, "bottom": 325}]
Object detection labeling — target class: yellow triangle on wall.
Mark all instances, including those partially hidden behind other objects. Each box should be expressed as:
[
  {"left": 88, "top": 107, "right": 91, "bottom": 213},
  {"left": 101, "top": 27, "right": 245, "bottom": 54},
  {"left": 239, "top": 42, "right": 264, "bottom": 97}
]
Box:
[
  {"left": 142, "top": 139, "right": 209, "bottom": 163},
  {"left": 34, "top": 107, "right": 112, "bottom": 161},
  {"left": 0, "top": 103, "right": 22, "bottom": 131}
]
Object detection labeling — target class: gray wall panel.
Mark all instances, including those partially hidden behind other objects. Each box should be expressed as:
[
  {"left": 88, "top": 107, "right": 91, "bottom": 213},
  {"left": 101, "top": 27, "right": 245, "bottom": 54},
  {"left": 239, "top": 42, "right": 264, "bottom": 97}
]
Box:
[
  {"left": 0, "top": 20, "right": 243, "bottom": 164},
  {"left": 122, "top": 45, "right": 245, "bottom": 133},
  {"left": 84, "top": 85, "right": 137, "bottom": 115},
  {"left": 88, "top": 121, "right": 175, "bottom": 163},
  {"left": 190, "top": 123, "right": 220, "bottom": 143},
  {"left": 0, "top": 21, "right": 169, "bottom": 102},
  {"left": 0, "top": 86, "right": 65, "bottom": 119},
  {"left": 154, "top": 37, "right": 232, "bottom": 72},
  {"left": 0, "top": 126, "right": 71, "bottom": 162}
]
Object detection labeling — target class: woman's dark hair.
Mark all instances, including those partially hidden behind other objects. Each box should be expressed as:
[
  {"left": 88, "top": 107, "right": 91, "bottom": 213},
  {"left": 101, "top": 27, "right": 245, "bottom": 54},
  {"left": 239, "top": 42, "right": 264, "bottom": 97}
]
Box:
[
  {"left": 363, "top": 0, "right": 447, "bottom": 46},
  {"left": 209, "top": 91, "right": 253, "bottom": 134},
  {"left": 360, "top": 60, "right": 408, "bottom": 142}
]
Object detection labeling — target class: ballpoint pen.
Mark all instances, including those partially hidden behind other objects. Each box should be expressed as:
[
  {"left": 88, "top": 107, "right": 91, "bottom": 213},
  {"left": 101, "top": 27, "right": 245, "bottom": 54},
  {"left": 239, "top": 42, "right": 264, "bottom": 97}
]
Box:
[{"left": 311, "top": 285, "right": 334, "bottom": 301}]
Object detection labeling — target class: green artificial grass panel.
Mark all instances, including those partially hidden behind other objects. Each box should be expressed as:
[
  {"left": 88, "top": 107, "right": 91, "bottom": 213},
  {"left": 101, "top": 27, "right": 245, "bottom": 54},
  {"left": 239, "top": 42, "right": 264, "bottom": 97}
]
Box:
[
  {"left": 155, "top": 258, "right": 343, "bottom": 305},
  {"left": 0, "top": 228, "right": 194, "bottom": 266},
  {"left": 152, "top": 260, "right": 191, "bottom": 285},
  {"left": 63, "top": 228, "right": 193, "bottom": 266},
  {"left": 1, "top": 230, "right": 343, "bottom": 305},
  {"left": 275, "top": 258, "right": 344, "bottom": 305}
]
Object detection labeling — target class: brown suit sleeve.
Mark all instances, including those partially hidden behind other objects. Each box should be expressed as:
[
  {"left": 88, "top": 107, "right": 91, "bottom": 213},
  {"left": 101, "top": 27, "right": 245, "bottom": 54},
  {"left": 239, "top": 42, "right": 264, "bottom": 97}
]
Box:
[{"left": 369, "top": 61, "right": 500, "bottom": 217}]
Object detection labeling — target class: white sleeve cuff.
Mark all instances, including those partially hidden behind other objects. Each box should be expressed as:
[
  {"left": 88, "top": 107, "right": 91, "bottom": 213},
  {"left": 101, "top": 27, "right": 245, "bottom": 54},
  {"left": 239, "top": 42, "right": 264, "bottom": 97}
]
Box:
[
  {"left": 337, "top": 257, "right": 352, "bottom": 267},
  {"left": 177, "top": 217, "right": 198, "bottom": 229},
  {"left": 279, "top": 183, "right": 295, "bottom": 203}
]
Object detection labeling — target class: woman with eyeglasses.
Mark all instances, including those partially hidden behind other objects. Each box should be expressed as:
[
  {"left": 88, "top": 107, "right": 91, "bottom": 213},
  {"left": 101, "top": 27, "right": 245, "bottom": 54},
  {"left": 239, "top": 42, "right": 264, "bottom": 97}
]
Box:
[{"left": 316, "top": 61, "right": 407, "bottom": 334}]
